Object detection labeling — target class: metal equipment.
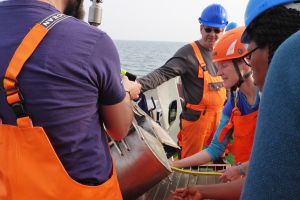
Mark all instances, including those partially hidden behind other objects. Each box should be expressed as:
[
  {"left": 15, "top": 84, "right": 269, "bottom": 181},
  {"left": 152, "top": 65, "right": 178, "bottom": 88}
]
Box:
[
  {"left": 110, "top": 113, "right": 172, "bottom": 200},
  {"left": 88, "top": 0, "right": 102, "bottom": 26}
]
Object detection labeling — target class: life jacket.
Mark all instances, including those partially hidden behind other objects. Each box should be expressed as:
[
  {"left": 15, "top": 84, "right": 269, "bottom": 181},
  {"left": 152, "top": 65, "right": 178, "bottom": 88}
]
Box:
[
  {"left": 177, "top": 42, "right": 226, "bottom": 158},
  {"left": 218, "top": 92, "right": 257, "bottom": 164},
  {"left": 0, "top": 13, "right": 122, "bottom": 200}
]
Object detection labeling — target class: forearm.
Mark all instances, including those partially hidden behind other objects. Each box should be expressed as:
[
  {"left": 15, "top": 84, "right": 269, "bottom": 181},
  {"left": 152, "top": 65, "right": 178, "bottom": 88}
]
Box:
[
  {"left": 199, "top": 178, "right": 244, "bottom": 200},
  {"left": 205, "top": 114, "right": 230, "bottom": 160},
  {"left": 100, "top": 94, "right": 133, "bottom": 141},
  {"left": 172, "top": 150, "right": 212, "bottom": 168},
  {"left": 137, "top": 57, "right": 187, "bottom": 91},
  {"left": 137, "top": 67, "right": 178, "bottom": 91}
]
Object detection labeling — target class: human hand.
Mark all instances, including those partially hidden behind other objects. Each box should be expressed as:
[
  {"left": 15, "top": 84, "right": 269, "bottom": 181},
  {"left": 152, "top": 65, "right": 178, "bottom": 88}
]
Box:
[
  {"left": 169, "top": 159, "right": 179, "bottom": 168},
  {"left": 219, "top": 166, "right": 242, "bottom": 183},
  {"left": 169, "top": 159, "right": 181, "bottom": 168},
  {"left": 172, "top": 187, "right": 203, "bottom": 200},
  {"left": 122, "top": 76, "right": 141, "bottom": 100}
]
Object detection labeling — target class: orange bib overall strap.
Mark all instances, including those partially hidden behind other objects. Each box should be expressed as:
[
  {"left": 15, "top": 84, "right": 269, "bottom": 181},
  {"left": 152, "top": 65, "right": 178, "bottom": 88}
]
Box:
[
  {"left": 218, "top": 103, "right": 257, "bottom": 164},
  {"left": 178, "top": 42, "right": 226, "bottom": 158},
  {"left": 0, "top": 13, "right": 122, "bottom": 200}
]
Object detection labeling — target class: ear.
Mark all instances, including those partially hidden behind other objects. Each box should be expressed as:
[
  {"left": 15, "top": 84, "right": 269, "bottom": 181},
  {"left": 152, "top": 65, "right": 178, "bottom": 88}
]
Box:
[{"left": 200, "top": 25, "right": 205, "bottom": 34}]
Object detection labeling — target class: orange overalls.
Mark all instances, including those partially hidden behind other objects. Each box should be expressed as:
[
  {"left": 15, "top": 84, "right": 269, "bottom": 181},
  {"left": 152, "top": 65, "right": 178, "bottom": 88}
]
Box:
[
  {"left": 178, "top": 42, "right": 226, "bottom": 158},
  {"left": 218, "top": 94, "right": 257, "bottom": 164},
  {"left": 0, "top": 13, "right": 122, "bottom": 200}
]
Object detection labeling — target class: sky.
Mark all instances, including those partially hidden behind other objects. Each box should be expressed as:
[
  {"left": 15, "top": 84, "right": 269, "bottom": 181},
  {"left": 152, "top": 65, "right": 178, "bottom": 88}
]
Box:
[{"left": 84, "top": 0, "right": 249, "bottom": 42}]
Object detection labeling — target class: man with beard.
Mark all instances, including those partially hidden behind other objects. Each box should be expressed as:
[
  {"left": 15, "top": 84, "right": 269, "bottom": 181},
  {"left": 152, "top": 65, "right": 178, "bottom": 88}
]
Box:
[
  {"left": 135, "top": 4, "right": 228, "bottom": 159},
  {"left": 0, "top": 0, "right": 140, "bottom": 199}
]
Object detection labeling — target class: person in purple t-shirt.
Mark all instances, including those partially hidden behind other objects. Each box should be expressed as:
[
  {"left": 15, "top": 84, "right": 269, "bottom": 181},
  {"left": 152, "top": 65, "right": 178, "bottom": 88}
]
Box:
[{"left": 0, "top": 0, "right": 140, "bottom": 186}]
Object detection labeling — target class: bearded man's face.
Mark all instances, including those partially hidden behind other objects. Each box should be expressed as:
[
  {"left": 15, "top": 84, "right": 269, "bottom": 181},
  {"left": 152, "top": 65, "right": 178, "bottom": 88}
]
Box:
[{"left": 64, "top": 0, "right": 85, "bottom": 20}]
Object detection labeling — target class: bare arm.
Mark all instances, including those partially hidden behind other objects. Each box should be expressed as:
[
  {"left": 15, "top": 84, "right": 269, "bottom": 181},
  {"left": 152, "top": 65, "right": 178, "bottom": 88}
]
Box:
[
  {"left": 173, "top": 178, "right": 244, "bottom": 200},
  {"left": 100, "top": 94, "right": 132, "bottom": 141},
  {"left": 100, "top": 76, "right": 141, "bottom": 141},
  {"left": 171, "top": 150, "right": 212, "bottom": 168},
  {"left": 196, "top": 178, "right": 244, "bottom": 200},
  {"left": 219, "top": 161, "right": 249, "bottom": 183}
]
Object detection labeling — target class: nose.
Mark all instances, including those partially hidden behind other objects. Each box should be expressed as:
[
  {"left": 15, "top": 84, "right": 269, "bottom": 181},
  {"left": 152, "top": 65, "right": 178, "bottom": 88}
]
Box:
[{"left": 208, "top": 31, "right": 216, "bottom": 37}]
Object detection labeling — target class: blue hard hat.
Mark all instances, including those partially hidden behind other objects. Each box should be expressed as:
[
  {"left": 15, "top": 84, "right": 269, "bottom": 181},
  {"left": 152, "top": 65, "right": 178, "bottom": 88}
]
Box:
[
  {"left": 225, "top": 22, "right": 238, "bottom": 32},
  {"left": 242, "top": 0, "right": 296, "bottom": 43},
  {"left": 198, "top": 4, "right": 228, "bottom": 28}
]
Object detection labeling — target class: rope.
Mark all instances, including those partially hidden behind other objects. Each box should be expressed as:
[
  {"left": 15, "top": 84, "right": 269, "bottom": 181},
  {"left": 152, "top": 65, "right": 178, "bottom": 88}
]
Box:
[{"left": 171, "top": 166, "right": 223, "bottom": 176}]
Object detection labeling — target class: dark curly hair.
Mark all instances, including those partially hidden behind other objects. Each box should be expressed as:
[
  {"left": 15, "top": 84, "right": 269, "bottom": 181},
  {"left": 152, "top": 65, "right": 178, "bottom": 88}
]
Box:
[
  {"left": 247, "top": 5, "right": 300, "bottom": 63},
  {"left": 64, "top": 0, "right": 85, "bottom": 20}
]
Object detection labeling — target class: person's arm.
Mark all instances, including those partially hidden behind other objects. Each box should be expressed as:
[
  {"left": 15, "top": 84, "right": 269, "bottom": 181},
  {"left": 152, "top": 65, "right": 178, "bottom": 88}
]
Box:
[
  {"left": 172, "top": 178, "right": 244, "bottom": 200},
  {"left": 100, "top": 76, "right": 141, "bottom": 141},
  {"left": 100, "top": 96, "right": 132, "bottom": 141},
  {"left": 172, "top": 149, "right": 212, "bottom": 168},
  {"left": 137, "top": 56, "right": 188, "bottom": 91},
  {"left": 92, "top": 33, "right": 140, "bottom": 141},
  {"left": 204, "top": 113, "right": 231, "bottom": 160},
  {"left": 171, "top": 113, "right": 231, "bottom": 168},
  {"left": 219, "top": 161, "right": 249, "bottom": 182}
]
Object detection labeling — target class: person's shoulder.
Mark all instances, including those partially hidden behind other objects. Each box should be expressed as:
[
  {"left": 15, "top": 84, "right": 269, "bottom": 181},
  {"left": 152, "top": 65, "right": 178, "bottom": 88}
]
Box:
[
  {"left": 237, "top": 90, "right": 249, "bottom": 105},
  {"left": 178, "top": 40, "right": 204, "bottom": 52},
  {"left": 174, "top": 42, "right": 193, "bottom": 55},
  {"left": 267, "top": 31, "right": 300, "bottom": 97},
  {"left": 54, "top": 16, "right": 111, "bottom": 43},
  {"left": 50, "top": 16, "right": 116, "bottom": 59},
  {"left": 279, "top": 31, "right": 300, "bottom": 49},
  {"left": 223, "top": 94, "right": 235, "bottom": 116},
  {"left": 273, "top": 31, "right": 300, "bottom": 61}
]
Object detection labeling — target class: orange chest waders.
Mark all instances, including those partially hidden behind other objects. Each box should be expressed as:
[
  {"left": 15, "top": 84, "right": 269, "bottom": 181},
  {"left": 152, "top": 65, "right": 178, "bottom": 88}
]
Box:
[
  {"left": 177, "top": 42, "right": 226, "bottom": 158},
  {"left": 0, "top": 13, "right": 122, "bottom": 200},
  {"left": 218, "top": 104, "right": 257, "bottom": 164}
]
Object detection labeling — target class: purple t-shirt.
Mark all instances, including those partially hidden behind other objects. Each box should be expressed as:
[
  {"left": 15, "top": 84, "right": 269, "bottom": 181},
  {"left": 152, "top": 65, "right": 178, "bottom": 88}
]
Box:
[{"left": 0, "top": 0, "right": 125, "bottom": 184}]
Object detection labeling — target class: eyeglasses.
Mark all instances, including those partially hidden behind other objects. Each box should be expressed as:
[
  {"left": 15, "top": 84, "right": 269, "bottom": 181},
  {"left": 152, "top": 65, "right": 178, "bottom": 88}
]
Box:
[
  {"left": 203, "top": 26, "right": 222, "bottom": 34},
  {"left": 242, "top": 47, "right": 259, "bottom": 66}
]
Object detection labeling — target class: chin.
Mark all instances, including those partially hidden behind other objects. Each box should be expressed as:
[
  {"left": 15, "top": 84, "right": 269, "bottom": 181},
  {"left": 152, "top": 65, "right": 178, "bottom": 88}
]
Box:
[{"left": 223, "top": 83, "right": 231, "bottom": 89}]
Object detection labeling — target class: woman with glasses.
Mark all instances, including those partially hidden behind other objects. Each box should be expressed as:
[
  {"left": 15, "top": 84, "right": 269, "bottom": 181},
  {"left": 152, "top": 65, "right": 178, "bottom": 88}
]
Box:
[
  {"left": 172, "top": 27, "right": 259, "bottom": 181},
  {"left": 172, "top": 0, "right": 300, "bottom": 199},
  {"left": 240, "top": 1, "right": 300, "bottom": 199}
]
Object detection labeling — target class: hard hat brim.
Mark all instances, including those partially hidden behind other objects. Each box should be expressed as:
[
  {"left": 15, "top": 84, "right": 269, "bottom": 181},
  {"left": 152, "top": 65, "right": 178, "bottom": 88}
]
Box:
[{"left": 200, "top": 20, "right": 228, "bottom": 28}]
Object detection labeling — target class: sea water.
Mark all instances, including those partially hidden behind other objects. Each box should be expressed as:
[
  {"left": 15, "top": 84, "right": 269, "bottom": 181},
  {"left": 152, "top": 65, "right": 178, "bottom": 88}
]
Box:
[{"left": 114, "top": 40, "right": 185, "bottom": 77}]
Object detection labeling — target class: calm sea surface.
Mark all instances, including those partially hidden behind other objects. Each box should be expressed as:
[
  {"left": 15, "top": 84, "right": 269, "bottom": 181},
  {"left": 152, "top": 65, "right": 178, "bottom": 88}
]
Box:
[{"left": 114, "top": 40, "right": 185, "bottom": 77}]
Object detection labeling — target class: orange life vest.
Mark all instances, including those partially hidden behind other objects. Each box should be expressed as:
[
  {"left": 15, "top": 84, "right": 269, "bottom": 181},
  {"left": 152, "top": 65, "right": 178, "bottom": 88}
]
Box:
[
  {"left": 178, "top": 42, "right": 226, "bottom": 158},
  {"left": 0, "top": 13, "right": 122, "bottom": 200},
  {"left": 218, "top": 94, "right": 257, "bottom": 164}
]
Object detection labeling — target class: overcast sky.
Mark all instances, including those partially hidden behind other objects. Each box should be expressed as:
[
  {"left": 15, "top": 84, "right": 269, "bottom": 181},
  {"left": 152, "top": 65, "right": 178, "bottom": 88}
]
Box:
[{"left": 84, "top": 0, "right": 249, "bottom": 42}]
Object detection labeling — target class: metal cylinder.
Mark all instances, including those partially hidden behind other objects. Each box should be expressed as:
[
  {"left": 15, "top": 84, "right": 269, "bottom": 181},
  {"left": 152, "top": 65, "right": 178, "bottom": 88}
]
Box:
[
  {"left": 88, "top": 0, "right": 102, "bottom": 26},
  {"left": 110, "top": 122, "right": 172, "bottom": 200}
]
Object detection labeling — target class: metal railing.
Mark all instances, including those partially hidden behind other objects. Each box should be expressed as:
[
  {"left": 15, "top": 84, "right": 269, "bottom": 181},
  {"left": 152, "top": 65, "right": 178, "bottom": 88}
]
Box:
[{"left": 138, "top": 164, "right": 229, "bottom": 200}]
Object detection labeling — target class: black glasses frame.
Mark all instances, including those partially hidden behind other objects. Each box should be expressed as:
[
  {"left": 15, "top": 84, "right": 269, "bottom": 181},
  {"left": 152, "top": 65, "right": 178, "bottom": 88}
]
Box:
[
  {"left": 242, "top": 47, "right": 259, "bottom": 66},
  {"left": 203, "top": 26, "right": 222, "bottom": 34}
]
